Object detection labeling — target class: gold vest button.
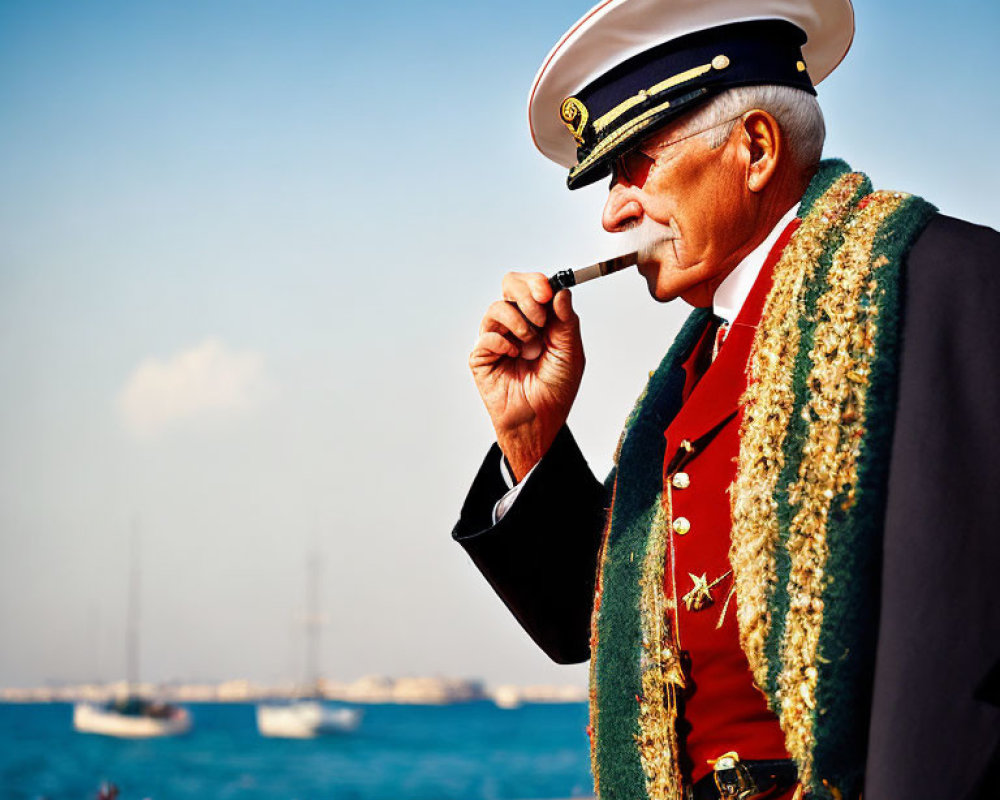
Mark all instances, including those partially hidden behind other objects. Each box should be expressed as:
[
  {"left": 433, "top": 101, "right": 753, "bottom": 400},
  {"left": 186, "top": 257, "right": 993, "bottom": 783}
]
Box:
[
  {"left": 672, "top": 517, "right": 691, "bottom": 536},
  {"left": 671, "top": 472, "right": 690, "bottom": 489}
]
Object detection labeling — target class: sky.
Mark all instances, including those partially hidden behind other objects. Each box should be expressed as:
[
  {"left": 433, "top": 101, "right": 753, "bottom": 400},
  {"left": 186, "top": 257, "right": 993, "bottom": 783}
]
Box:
[{"left": 1, "top": 0, "right": 998, "bottom": 690}]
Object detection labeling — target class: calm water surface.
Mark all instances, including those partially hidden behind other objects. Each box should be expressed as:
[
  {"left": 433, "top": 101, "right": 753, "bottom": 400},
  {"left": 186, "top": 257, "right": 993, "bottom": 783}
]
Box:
[{"left": 0, "top": 701, "right": 592, "bottom": 800}]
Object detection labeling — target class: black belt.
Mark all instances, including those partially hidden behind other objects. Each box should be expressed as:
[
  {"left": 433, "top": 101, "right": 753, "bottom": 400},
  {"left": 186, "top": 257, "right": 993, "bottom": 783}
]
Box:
[{"left": 690, "top": 757, "right": 798, "bottom": 800}]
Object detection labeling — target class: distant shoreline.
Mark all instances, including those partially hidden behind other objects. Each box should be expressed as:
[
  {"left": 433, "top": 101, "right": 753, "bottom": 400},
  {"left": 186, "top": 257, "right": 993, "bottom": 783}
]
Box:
[{"left": 0, "top": 675, "right": 587, "bottom": 707}]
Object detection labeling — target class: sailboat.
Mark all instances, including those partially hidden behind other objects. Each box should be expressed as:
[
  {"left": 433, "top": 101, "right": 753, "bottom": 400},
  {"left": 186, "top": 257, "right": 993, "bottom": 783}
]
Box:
[
  {"left": 255, "top": 700, "right": 360, "bottom": 739},
  {"left": 74, "top": 522, "right": 192, "bottom": 737},
  {"left": 73, "top": 696, "right": 191, "bottom": 738},
  {"left": 256, "top": 550, "right": 361, "bottom": 738}
]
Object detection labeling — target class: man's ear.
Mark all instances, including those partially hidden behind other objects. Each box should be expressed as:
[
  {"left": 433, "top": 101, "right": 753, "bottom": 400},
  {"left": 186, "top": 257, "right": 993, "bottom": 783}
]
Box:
[{"left": 740, "top": 110, "right": 782, "bottom": 193}]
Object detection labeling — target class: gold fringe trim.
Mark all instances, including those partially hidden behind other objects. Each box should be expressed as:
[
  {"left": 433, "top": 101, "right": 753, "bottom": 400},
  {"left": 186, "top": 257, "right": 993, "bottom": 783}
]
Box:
[
  {"left": 777, "top": 192, "right": 905, "bottom": 783},
  {"left": 635, "top": 497, "right": 685, "bottom": 800},
  {"left": 730, "top": 173, "right": 867, "bottom": 697}
]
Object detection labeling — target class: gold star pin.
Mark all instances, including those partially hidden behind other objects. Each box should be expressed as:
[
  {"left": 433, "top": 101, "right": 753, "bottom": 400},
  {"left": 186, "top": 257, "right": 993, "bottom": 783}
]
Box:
[{"left": 682, "top": 573, "right": 714, "bottom": 611}]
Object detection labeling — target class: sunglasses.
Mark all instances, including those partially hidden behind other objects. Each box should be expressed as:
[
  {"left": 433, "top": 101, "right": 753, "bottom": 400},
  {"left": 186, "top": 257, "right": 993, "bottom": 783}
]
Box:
[{"left": 610, "top": 115, "right": 743, "bottom": 187}]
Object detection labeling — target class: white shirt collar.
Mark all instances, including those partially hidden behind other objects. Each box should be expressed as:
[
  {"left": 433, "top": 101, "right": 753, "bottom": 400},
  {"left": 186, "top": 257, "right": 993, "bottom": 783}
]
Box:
[{"left": 713, "top": 203, "right": 800, "bottom": 324}]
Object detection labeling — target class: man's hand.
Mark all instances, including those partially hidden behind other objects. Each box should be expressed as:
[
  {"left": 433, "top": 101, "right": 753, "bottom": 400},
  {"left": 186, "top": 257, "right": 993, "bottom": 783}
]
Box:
[{"left": 469, "top": 271, "right": 584, "bottom": 481}]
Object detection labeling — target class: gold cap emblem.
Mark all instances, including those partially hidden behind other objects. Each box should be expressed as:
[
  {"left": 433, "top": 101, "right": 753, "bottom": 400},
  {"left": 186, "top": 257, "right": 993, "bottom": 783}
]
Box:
[{"left": 560, "top": 96, "right": 590, "bottom": 146}]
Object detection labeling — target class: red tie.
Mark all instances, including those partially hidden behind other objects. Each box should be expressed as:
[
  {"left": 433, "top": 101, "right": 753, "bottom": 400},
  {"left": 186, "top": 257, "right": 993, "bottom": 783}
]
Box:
[{"left": 712, "top": 320, "right": 730, "bottom": 361}]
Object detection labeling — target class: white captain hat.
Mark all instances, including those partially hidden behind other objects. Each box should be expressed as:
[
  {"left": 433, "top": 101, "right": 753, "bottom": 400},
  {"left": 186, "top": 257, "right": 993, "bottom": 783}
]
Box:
[{"left": 528, "top": 0, "right": 855, "bottom": 189}]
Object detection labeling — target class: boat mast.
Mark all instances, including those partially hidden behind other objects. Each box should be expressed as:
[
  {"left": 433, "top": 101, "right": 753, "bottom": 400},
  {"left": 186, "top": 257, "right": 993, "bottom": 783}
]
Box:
[
  {"left": 304, "top": 549, "right": 321, "bottom": 694},
  {"left": 125, "top": 518, "right": 141, "bottom": 695}
]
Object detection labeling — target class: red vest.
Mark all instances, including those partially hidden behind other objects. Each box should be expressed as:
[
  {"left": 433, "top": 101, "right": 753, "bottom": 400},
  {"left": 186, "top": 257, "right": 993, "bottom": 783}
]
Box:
[{"left": 663, "top": 220, "right": 799, "bottom": 786}]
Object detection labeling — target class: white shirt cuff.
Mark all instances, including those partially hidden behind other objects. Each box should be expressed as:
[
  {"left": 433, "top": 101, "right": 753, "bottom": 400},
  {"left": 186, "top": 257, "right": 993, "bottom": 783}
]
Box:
[{"left": 492, "top": 455, "right": 538, "bottom": 524}]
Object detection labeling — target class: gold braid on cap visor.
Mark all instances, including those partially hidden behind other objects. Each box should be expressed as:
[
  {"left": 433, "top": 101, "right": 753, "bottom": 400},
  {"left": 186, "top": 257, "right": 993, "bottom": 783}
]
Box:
[{"left": 563, "top": 55, "right": 732, "bottom": 181}]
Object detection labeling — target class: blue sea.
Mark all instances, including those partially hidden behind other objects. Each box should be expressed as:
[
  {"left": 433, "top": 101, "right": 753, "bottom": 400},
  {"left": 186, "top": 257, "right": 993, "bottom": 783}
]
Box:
[{"left": 0, "top": 702, "right": 593, "bottom": 800}]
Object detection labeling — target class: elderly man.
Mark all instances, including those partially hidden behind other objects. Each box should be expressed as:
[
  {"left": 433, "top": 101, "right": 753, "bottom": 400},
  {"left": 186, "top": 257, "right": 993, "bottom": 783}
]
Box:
[{"left": 452, "top": 1, "right": 1000, "bottom": 799}]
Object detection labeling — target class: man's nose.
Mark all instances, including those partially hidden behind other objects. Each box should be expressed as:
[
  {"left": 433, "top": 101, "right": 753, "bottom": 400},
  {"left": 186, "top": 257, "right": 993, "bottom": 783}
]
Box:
[{"left": 602, "top": 182, "right": 644, "bottom": 233}]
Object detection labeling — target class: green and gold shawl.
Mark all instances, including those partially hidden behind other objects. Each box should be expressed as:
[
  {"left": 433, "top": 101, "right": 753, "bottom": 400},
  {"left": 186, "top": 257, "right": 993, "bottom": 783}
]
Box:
[{"left": 589, "top": 160, "right": 936, "bottom": 800}]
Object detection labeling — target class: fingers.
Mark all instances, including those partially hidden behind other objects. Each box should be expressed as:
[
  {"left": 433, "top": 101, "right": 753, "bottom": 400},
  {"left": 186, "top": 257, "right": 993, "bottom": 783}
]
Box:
[
  {"left": 520, "top": 339, "right": 543, "bottom": 361},
  {"left": 551, "top": 288, "right": 576, "bottom": 323},
  {"left": 501, "top": 272, "right": 552, "bottom": 328},
  {"left": 472, "top": 274, "right": 576, "bottom": 369},
  {"left": 470, "top": 331, "right": 521, "bottom": 368},
  {"left": 480, "top": 299, "right": 538, "bottom": 344},
  {"left": 477, "top": 303, "right": 544, "bottom": 362}
]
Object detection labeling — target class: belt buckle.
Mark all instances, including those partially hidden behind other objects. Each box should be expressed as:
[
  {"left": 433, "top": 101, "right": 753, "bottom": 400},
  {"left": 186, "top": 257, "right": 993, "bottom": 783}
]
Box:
[{"left": 711, "top": 751, "right": 756, "bottom": 800}]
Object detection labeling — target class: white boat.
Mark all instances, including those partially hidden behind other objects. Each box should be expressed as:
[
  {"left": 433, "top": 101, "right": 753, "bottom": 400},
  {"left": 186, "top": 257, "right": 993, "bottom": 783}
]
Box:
[
  {"left": 74, "top": 696, "right": 192, "bottom": 738},
  {"left": 256, "top": 700, "right": 361, "bottom": 738},
  {"left": 74, "top": 521, "right": 192, "bottom": 738},
  {"left": 256, "top": 548, "right": 362, "bottom": 738}
]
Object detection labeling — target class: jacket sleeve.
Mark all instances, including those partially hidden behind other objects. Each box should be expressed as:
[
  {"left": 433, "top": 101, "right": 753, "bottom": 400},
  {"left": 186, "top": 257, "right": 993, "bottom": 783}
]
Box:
[{"left": 451, "top": 426, "right": 608, "bottom": 664}]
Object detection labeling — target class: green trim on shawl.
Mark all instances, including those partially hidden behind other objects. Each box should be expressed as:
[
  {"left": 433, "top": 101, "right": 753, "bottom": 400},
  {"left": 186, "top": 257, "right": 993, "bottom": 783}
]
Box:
[
  {"left": 765, "top": 159, "right": 872, "bottom": 700},
  {"left": 590, "top": 308, "right": 710, "bottom": 799},
  {"left": 809, "top": 192, "right": 937, "bottom": 790},
  {"left": 734, "top": 167, "right": 937, "bottom": 798},
  {"left": 765, "top": 162, "right": 875, "bottom": 702}
]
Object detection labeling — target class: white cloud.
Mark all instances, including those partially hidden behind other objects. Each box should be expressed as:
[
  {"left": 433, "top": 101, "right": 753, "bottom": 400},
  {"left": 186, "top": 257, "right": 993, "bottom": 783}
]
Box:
[{"left": 118, "top": 338, "right": 267, "bottom": 439}]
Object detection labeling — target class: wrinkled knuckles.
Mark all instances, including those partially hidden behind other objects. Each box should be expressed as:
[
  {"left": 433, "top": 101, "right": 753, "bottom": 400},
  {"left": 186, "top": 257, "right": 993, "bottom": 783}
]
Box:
[
  {"left": 492, "top": 301, "right": 536, "bottom": 340},
  {"left": 521, "top": 293, "right": 548, "bottom": 319},
  {"left": 500, "top": 271, "right": 529, "bottom": 294},
  {"left": 525, "top": 274, "right": 553, "bottom": 304}
]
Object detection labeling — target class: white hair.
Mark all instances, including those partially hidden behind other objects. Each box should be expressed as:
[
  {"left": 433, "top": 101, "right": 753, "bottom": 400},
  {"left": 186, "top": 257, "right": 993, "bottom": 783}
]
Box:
[{"left": 671, "top": 84, "right": 826, "bottom": 171}]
